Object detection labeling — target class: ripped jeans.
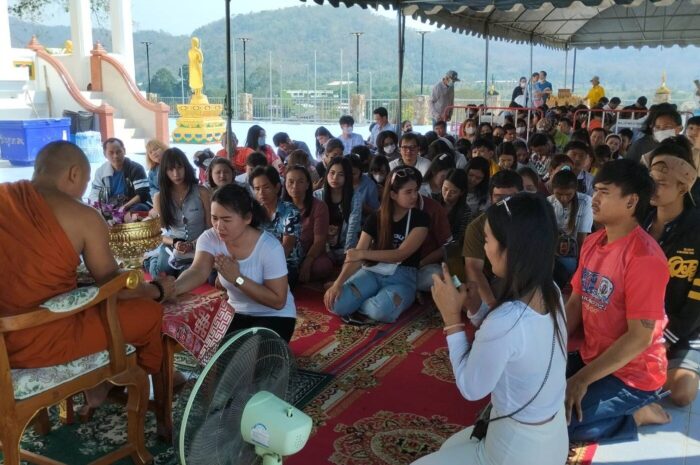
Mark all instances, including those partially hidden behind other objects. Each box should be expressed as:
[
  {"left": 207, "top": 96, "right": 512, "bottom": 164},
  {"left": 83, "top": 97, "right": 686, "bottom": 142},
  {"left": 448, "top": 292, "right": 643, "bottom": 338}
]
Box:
[{"left": 331, "top": 265, "right": 417, "bottom": 323}]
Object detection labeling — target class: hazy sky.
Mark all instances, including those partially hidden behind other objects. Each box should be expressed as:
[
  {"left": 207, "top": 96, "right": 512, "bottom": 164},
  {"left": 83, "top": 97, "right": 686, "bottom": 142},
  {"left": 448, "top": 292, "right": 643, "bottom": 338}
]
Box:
[{"left": 20, "top": 0, "right": 431, "bottom": 35}]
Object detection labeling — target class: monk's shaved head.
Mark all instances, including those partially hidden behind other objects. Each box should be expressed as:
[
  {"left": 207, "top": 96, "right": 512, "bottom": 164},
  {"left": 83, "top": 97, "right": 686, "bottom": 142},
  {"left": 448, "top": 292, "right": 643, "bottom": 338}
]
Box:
[{"left": 33, "top": 141, "right": 89, "bottom": 179}]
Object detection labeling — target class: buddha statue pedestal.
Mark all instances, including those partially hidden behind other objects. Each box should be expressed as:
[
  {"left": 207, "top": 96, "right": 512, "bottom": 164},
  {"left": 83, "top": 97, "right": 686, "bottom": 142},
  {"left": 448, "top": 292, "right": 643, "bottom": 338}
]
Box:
[{"left": 171, "top": 94, "right": 225, "bottom": 143}]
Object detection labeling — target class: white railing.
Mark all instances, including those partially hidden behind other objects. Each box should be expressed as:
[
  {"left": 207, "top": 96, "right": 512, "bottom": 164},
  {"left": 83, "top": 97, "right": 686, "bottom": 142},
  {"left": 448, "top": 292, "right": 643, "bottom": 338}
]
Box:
[{"left": 159, "top": 96, "right": 484, "bottom": 124}]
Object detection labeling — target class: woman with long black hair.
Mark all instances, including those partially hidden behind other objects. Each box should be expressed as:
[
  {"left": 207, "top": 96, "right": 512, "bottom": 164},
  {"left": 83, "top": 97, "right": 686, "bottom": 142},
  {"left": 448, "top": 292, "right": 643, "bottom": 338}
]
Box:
[
  {"left": 245, "top": 124, "right": 284, "bottom": 174},
  {"left": 324, "top": 167, "right": 429, "bottom": 323},
  {"left": 415, "top": 193, "right": 568, "bottom": 465},
  {"left": 146, "top": 148, "right": 211, "bottom": 277},
  {"left": 313, "top": 157, "right": 364, "bottom": 266}
]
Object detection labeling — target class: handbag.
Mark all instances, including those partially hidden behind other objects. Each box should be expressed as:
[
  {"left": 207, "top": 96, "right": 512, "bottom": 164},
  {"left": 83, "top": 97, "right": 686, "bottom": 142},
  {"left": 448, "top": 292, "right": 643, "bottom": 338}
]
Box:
[
  {"left": 470, "top": 323, "right": 557, "bottom": 441},
  {"left": 362, "top": 209, "right": 411, "bottom": 276}
]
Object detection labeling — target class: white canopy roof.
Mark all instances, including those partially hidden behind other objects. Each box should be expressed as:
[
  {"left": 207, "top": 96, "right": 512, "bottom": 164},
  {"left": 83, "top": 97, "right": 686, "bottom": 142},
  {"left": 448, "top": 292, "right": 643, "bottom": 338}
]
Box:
[{"left": 303, "top": 0, "right": 700, "bottom": 49}]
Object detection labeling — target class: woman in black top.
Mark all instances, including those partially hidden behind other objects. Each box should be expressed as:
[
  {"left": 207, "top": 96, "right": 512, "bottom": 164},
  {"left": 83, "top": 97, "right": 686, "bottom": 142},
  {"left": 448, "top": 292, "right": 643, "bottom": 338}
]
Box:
[{"left": 324, "top": 167, "right": 429, "bottom": 324}]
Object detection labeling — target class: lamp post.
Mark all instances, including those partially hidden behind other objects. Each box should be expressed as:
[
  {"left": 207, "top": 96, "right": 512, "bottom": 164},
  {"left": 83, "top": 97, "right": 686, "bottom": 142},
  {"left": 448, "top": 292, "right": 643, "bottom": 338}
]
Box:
[
  {"left": 140, "top": 41, "right": 152, "bottom": 94},
  {"left": 350, "top": 32, "right": 363, "bottom": 94},
  {"left": 417, "top": 31, "right": 429, "bottom": 95},
  {"left": 238, "top": 37, "right": 251, "bottom": 93}
]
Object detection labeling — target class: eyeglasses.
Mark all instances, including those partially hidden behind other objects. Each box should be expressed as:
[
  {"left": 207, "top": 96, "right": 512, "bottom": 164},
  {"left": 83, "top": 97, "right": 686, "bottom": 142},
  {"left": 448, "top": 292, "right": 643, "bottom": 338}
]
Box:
[
  {"left": 495, "top": 196, "right": 512, "bottom": 217},
  {"left": 400, "top": 145, "right": 419, "bottom": 152}
]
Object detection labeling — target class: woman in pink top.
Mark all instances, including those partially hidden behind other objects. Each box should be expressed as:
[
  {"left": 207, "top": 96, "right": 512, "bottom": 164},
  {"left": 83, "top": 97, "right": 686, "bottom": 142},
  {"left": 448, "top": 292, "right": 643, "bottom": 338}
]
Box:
[{"left": 283, "top": 165, "right": 333, "bottom": 283}]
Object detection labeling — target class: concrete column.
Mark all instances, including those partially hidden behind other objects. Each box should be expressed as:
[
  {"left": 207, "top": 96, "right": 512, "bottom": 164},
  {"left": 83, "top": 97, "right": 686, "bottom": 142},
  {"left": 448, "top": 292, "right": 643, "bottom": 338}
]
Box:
[
  {"left": 0, "top": 0, "right": 13, "bottom": 76},
  {"left": 350, "top": 94, "right": 366, "bottom": 125},
  {"left": 68, "top": 0, "right": 93, "bottom": 89},
  {"left": 69, "top": 0, "right": 93, "bottom": 60},
  {"left": 239, "top": 93, "right": 253, "bottom": 121},
  {"left": 414, "top": 95, "right": 429, "bottom": 125},
  {"left": 109, "top": 0, "right": 135, "bottom": 79}
]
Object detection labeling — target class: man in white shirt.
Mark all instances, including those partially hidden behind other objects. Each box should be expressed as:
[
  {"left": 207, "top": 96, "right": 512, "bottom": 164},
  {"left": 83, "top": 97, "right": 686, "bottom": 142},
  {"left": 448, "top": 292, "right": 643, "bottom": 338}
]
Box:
[
  {"left": 368, "top": 106, "right": 396, "bottom": 149},
  {"left": 429, "top": 70, "right": 460, "bottom": 124},
  {"left": 389, "top": 132, "right": 431, "bottom": 176},
  {"left": 338, "top": 115, "right": 365, "bottom": 155}
]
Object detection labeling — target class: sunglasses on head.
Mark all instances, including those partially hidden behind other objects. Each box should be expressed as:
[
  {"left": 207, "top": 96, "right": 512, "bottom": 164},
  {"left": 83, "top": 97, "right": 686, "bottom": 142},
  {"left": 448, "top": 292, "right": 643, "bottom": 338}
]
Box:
[
  {"left": 495, "top": 196, "right": 513, "bottom": 217},
  {"left": 390, "top": 167, "right": 417, "bottom": 185}
]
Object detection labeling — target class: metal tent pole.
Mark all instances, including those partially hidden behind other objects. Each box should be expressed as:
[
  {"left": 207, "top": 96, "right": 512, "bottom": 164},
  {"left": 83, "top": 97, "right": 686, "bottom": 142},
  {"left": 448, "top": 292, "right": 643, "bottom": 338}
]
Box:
[
  {"left": 564, "top": 46, "right": 569, "bottom": 89},
  {"left": 397, "top": 7, "right": 405, "bottom": 131},
  {"left": 224, "top": 0, "right": 232, "bottom": 154},
  {"left": 572, "top": 48, "right": 577, "bottom": 93},
  {"left": 483, "top": 34, "right": 489, "bottom": 106}
]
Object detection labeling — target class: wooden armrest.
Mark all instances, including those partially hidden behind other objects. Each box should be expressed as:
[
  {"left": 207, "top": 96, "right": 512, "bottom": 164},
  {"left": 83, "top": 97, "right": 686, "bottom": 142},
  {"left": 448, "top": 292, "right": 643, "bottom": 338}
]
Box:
[{"left": 0, "top": 271, "right": 140, "bottom": 333}]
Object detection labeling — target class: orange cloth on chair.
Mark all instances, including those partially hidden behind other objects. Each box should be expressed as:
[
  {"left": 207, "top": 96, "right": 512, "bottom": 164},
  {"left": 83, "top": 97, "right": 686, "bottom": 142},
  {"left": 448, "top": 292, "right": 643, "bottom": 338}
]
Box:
[{"left": 0, "top": 181, "right": 163, "bottom": 373}]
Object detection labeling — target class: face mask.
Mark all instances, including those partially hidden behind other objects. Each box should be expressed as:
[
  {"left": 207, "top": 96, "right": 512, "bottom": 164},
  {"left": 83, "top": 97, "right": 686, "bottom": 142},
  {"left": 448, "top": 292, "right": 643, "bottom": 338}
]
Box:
[
  {"left": 446, "top": 79, "right": 453, "bottom": 87},
  {"left": 257, "top": 136, "right": 266, "bottom": 147},
  {"left": 516, "top": 127, "right": 526, "bottom": 135},
  {"left": 372, "top": 174, "right": 385, "bottom": 183},
  {"left": 520, "top": 82, "right": 526, "bottom": 88},
  {"left": 654, "top": 129, "right": 676, "bottom": 143},
  {"left": 465, "top": 127, "right": 476, "bottom": 135},
  {"left": 343, "top": 126, "right": 353, "bottom": 136},
  {"left": 383, "top": 144, "right": 396, "bottom": 154}
]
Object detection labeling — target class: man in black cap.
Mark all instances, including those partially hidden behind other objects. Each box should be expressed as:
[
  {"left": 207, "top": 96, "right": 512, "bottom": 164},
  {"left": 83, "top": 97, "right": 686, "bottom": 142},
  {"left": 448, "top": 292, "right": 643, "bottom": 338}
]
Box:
[{"left": 429, "top": 70, "right": 460, "bottom": 124}]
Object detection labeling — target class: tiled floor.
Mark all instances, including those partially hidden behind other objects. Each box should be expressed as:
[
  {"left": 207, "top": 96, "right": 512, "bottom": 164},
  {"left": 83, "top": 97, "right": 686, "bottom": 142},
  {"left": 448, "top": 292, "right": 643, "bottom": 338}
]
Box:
[{"left": 593, "top": 387, "right": 700, "bottom": 465}]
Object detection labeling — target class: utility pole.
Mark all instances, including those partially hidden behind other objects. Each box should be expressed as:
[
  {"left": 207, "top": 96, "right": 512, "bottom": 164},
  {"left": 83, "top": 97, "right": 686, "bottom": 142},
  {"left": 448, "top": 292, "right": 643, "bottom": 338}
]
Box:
[
  {"left": 238, "top": 37, "right": 251, "bottom": 93},
  {"left": 140, "top": 41, "right": 152, "bottom": 94},
  {"left": 350, "top": 32, "right": 363, "bottom": 94},
  {"left": 417, "top": 31, "right": 429, "bottom": 95}
]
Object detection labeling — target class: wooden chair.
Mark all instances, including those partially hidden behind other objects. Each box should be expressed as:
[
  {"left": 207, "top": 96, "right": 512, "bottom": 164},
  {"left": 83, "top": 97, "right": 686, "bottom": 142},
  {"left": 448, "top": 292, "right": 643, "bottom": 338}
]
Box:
[
  {"left": 0, "top": 271, "right": 152, "bottom": 465},
  {"left": 153, "top": 335, "right": 183, "bottom": 443}
]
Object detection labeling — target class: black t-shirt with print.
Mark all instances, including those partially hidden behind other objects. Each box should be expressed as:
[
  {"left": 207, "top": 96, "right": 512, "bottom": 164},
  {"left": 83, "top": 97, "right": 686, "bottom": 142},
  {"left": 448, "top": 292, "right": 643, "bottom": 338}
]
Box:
[{"left": 362, "top": 208, "right": 430, "bottom": 268}]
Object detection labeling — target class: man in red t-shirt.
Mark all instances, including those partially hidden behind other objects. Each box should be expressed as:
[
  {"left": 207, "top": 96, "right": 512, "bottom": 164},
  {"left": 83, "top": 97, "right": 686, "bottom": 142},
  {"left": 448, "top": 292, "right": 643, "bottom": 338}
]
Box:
[{"left": 566, "top": 159, "right": 671, "bottom": 443}]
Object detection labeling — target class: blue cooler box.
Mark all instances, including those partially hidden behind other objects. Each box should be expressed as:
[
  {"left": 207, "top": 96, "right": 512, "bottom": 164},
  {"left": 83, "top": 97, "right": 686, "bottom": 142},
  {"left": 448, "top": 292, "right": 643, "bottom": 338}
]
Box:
[{"left": 0, "top": 118, "right": 71, "bottom": 166}]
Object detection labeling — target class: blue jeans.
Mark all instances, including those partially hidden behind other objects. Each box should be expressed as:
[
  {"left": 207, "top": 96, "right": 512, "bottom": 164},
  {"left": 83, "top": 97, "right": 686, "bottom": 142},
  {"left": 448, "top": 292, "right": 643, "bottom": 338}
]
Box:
[
  {"left": 332, "top": 265, "right": 417, "bottom": 323},
  {"left": 145, "top": 244, "right": 179, "bottom": 278},
  {"left": 567, "top": 352, "right": 666, "bottom": 443}
]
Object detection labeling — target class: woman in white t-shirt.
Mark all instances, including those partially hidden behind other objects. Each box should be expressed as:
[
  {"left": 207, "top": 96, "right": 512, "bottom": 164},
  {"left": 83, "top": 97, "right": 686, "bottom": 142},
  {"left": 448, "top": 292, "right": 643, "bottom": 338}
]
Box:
[
  {"left": 414, "top": 193, "right": 568, "bottom": 465},
  {"left": 174, "top": 183, "right": 296, "bottom": 341},
  {"left": 547, "top": 169, "right": 593, "bottom": 288}
]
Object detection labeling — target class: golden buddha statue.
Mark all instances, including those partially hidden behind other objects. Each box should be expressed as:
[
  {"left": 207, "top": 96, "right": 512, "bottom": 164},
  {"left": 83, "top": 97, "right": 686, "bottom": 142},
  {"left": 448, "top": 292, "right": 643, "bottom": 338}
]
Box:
[
  {"left": 64, "top": 39, "right": 73, "bottom": 55},
  {"left": 188, "top": 37, "right": 205, "bottom": 103},
  {"left": 173, "top": 36, "right": 224, "bottom": 143}
]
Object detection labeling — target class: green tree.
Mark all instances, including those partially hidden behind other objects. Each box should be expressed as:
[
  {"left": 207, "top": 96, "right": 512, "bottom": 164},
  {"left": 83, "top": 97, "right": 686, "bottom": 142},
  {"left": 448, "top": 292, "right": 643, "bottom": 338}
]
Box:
[
  {"left": 149, "top": 67, "right": 179, "bottom": 97},
  {"left": 9, "top": 0, "right": 108, "bottom": 20}
]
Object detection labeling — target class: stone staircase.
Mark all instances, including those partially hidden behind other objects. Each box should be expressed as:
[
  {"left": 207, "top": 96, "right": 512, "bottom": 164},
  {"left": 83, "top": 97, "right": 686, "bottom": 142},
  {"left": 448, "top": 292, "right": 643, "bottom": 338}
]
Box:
[
  {"left": 80, "top": 91, "right": 145, "bottom": 154},
  {"left": 0, "top": 82, "right": 145, "bottom": 155}
]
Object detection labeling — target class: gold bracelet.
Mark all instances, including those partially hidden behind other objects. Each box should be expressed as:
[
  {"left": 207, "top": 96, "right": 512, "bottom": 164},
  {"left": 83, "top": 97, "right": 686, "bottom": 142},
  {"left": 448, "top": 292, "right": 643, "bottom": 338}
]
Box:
[{"left": 443, "top": 323, "right": 465, "bottom": 334}]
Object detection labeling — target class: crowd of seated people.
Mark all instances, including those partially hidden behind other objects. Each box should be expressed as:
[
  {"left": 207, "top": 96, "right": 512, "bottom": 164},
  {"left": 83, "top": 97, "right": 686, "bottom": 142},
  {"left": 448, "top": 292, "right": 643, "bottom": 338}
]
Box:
[{"left": 2, "top": 96, "right": 699, "bottom": 464}]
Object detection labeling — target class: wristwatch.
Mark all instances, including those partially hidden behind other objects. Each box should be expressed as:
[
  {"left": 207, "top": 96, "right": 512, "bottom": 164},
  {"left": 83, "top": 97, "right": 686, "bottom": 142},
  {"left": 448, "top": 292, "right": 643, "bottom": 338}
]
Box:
[{"left": 234, "top": 276, "right": 245, "bottom": 287}]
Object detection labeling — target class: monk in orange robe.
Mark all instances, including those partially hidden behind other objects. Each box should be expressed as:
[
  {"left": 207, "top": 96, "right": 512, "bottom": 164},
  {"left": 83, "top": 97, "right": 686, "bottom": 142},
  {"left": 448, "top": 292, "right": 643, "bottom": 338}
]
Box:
[{"left": 0, "top": 141, "right": 173, "bottom": 378}]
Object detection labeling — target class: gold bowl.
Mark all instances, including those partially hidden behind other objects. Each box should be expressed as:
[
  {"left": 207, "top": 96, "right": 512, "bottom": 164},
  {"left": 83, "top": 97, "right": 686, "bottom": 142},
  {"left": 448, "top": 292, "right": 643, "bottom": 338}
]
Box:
[{"left": 109, "top": 218, "right": 162, "bottom": 268}]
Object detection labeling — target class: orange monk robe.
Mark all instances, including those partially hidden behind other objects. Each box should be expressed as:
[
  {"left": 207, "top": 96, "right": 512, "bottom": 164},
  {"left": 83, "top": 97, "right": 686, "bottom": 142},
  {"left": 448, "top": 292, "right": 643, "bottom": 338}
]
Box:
[{"left": 0, "top": 181, "right": 163, "bottom": 373}]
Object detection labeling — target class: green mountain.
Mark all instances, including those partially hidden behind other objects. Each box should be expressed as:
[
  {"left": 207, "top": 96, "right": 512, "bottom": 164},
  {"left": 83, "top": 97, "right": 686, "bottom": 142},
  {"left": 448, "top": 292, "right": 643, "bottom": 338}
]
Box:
[{"left": 9, "top": 4, "right": 700, "bottom": 101}]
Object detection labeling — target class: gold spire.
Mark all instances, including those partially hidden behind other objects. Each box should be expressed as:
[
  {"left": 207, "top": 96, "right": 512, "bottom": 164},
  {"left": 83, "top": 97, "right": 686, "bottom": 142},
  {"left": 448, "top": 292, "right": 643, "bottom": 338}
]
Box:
[{"left": 656, "top": 72, "right": 671, "bottom": 95}]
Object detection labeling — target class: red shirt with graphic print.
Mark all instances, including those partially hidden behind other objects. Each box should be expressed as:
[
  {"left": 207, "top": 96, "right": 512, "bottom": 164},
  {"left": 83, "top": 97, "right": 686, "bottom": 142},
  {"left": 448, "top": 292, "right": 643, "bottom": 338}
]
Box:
[{"left": 571, "top": 226, "right": 669, "bottom": 391}]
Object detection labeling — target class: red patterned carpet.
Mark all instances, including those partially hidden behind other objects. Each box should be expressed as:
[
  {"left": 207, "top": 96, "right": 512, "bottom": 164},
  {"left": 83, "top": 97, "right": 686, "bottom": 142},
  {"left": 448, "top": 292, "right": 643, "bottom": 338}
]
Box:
[
  {"left": 289, "top": 288, "right": 485, "bottom": 465},
  {"left": 288, "top": 286, "right": 597, "bottom": 465}
]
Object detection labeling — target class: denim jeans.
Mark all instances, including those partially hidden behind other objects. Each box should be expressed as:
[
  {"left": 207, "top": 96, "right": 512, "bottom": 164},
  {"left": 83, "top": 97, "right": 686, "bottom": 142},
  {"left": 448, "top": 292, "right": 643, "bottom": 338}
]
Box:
[
  {"left": 567, "top": 352, "right": 665, "bottom": 443},
  {"left": 331, "top": 265, "right": 417, "bottom": 323},
  {"left": 145, "top": 244, "right": 187, "bottom": 278},
  {"left": 553, "top": 256, "right": 577, "bottom": 289}
]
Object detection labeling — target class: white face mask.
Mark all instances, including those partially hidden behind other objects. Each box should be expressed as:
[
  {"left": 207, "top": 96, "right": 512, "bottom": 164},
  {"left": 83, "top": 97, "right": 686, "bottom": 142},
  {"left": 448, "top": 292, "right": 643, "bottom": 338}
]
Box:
[
  {"left": 654, "top": 129, "right": 676, "bottom": 143},
  {"left": 465, "top": 127, "right": 476, "bottom": 135},
  {"left": 383, "top": 144, "right": 396, "bottom": 154},
  {"left": 343, "top": 126, "right": 353, "bottom": 136},
  {"left": 372, "top": 174, "right": 385, "bottom": 183},
  {"left": 516, "top": 127, "right": 526, "bottom": 135}
]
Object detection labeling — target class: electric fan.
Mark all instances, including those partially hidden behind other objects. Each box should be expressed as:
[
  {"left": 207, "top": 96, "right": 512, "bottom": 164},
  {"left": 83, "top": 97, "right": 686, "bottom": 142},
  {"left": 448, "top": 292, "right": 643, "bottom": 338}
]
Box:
[{"left": 176, "top": 327, "right": 313, "bottom": 465}]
